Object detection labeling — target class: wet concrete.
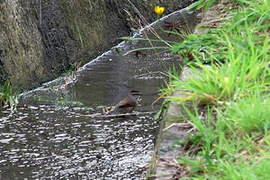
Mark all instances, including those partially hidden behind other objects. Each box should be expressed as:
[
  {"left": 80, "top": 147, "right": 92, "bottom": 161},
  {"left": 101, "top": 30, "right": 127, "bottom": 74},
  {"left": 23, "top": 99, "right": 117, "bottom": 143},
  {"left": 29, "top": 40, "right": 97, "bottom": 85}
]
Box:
[{"left": 0, "top": 7, "right": 200, "bottom": 179}]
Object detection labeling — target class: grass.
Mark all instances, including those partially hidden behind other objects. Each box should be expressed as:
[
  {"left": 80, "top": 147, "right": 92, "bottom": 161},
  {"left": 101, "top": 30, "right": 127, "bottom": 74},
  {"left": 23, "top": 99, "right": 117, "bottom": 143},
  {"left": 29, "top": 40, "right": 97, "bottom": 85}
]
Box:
[
  {"left": 0, "top": 81, "right": 17, "bottom": 110},
  {"left": 64, "top": 61, "right": 82, "bottom": 75},
  {"left": 162, "top": 0, "right": 270, "bottom": 179}
]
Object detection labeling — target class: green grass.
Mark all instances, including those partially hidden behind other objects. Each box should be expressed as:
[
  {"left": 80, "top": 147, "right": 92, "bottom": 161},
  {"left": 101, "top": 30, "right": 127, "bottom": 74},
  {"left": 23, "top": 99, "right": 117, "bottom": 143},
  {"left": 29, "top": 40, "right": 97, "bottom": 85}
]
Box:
[
  {"left": 0, "top": 81, "right": 17, "bottom": 109},
  {"left": 225, "top": 93, "right": 270, "bottom": 134},
  {"left": 170, "top": 31, "right": 270, "bottom": 104},
  {"left": 63, "top": 61, "right": 82, "bottom": 78},
  {"left": 176, "top": 93, "right": 270, "bottom": 179},
  {"left": 163, "top": 0, "right": 270, "bottom": 179}
]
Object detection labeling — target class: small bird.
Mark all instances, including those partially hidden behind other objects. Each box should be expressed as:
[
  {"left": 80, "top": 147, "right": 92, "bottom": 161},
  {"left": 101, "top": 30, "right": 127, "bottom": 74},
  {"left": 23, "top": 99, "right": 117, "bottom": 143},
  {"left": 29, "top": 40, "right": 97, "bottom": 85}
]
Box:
[{"left": 110, "top": 90, "right": 141, "bottom": 114}]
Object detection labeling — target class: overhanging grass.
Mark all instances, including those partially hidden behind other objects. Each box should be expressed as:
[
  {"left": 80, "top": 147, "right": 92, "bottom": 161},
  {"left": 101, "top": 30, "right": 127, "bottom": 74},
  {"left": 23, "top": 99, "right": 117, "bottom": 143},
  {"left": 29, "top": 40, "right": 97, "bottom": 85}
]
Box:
[
  {"left": 168, "top": 0, "right": 270, "bottom": 105},
  {"left": 163, "top": 0, "right": 270, "bottom": 179},
  {"left": 169, "top": 35, "right": 270, "bottom": 105}
]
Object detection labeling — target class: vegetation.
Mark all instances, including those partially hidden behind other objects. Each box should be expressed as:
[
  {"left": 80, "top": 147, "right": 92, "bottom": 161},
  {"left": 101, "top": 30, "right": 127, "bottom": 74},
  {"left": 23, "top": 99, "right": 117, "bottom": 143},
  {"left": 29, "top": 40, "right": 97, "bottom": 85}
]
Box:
[
  {"left": 0, "top": 80, "right": 17, "bottom": 109},
  {"left": 64, "top": 61, "right": 82, "bottom": 75},
  {"left": 163, "top": 0, "right": 270, "bottom": 179}
]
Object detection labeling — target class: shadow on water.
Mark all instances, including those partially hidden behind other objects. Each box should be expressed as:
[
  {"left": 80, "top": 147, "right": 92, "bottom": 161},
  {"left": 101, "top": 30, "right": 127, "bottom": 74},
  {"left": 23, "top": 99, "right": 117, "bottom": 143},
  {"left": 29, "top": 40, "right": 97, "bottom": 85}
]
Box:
[{"left": 0, "top": 8, "right": 200, "bottom": 179}]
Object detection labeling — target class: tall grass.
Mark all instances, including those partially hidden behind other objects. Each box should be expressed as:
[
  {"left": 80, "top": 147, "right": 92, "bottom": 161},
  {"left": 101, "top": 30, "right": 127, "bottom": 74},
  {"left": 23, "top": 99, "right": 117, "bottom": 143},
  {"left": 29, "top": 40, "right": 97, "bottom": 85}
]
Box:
[
  {"left": 164, "top": 0, "right": 270, "bottom": 179},
  {"left": 169, "top": 1, "right": 270, "bottom": 105}
]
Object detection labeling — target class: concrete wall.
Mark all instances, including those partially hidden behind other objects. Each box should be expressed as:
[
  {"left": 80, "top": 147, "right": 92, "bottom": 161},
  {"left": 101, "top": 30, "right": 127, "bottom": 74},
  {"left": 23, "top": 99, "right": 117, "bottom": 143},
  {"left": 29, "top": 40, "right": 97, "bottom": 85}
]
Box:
[{"left": 0, "top": 0, "right": 193, "bottom": 90}]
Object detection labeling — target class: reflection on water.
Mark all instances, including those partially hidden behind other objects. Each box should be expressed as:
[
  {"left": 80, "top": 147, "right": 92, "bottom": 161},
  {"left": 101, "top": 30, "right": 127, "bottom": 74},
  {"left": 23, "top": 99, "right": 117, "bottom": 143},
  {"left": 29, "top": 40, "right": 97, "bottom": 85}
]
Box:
[{"left": 0, "top": 7, "right": 199, "bottom": 179}]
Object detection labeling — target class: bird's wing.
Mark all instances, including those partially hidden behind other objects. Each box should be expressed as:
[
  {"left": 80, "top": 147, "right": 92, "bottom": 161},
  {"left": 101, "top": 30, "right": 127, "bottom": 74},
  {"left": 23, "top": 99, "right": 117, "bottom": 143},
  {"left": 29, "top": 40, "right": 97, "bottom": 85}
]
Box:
[{"left": 118, "top": 99, "right": 136, "bottom": 108}]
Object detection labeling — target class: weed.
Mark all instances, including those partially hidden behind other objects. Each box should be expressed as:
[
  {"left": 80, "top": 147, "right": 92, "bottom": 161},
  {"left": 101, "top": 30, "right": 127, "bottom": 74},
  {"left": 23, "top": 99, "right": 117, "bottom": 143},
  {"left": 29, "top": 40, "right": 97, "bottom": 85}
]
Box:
[
  {"left": 0, "top": 81, "right": 17, "bottom": 109},
  {"left": 64, "top": 61, "right": 81, "bottom": 75}
]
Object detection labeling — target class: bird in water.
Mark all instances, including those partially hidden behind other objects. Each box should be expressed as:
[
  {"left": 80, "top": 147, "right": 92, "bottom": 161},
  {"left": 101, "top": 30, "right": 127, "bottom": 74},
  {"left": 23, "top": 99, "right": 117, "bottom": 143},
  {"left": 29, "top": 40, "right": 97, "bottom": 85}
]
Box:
[{"left": 109, "top": 90, "right": 141, "bottom": 114}]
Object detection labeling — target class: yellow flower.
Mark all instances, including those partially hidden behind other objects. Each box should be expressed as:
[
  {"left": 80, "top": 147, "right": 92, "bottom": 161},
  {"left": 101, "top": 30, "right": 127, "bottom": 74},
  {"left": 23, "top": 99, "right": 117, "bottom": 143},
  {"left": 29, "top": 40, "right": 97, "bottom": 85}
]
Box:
[{"left": 155, "top": 6, "right": 165, "bottom": 15}]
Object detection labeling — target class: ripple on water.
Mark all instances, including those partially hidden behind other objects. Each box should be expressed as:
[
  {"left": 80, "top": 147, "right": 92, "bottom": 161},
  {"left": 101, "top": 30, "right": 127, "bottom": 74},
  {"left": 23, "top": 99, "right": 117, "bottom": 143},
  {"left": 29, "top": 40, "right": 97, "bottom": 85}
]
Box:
[{"left": 0, "top": 105, "right": 159, "bottom": 179}]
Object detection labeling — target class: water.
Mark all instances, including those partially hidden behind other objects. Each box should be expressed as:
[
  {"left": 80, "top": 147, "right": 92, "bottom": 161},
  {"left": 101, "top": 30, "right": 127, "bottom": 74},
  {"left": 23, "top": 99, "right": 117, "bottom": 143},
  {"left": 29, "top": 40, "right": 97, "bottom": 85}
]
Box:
[
  {"left": 0, "top": 105, "right": 158, "bottom": 179},
  {"left": 0, "top": 8, "right": 199, "bottom": 179}
]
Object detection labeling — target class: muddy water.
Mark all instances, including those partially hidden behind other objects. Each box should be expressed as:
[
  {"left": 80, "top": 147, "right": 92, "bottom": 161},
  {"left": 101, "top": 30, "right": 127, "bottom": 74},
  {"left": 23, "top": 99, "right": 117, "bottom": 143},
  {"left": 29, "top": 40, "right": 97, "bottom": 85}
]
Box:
[{"left": 0, "top": 8, "right": 199, "bottom": 179}]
